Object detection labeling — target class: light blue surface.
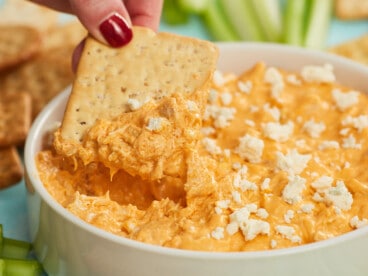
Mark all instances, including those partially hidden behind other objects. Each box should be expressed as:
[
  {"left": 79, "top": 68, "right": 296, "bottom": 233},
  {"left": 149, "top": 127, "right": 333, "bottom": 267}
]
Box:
[
  {"left": 0, "top": 179, "right": 29, "bottom": 240},
  {"left": 328, "top": 18, "right": 368, "bottom": 46},
  {"left": 0, "top": 10, "right": 368, "bottom": 243}
]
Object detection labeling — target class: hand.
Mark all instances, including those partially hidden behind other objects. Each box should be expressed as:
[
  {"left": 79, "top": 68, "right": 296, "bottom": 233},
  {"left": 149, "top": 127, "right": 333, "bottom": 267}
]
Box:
[
  {"left": 32, "top": 0, "right": 163, "bottom": 46},
  {"left": 30, "top": 0, "right": 163, "bottom": 69}
]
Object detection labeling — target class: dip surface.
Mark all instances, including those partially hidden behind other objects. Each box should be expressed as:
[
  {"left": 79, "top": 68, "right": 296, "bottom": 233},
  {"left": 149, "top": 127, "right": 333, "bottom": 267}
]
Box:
[{"left": 37, "top": 62, "right": 368, "bottom": 251}]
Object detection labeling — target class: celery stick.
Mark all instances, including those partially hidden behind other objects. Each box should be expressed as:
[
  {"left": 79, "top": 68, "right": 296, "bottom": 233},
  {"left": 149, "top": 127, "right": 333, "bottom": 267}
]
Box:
[
  {"left": 201, "top": 0, "right": 240, "bottom": 41},
  {"left": 220, "top": 0, "right": 266, "bottom": 41},
  {"left": 178, "top": 0, "right": 210, "bottom": 14},
  {"left": 0, "top": 225, "right": 3, "bottom": 253},
  {"left": 303, "top": 0, "right": 333, "bottom": 49},
  {"left": 0, "top": 224, "right": 32, "bottom": 259},
  {"left": 0, "top": 258, "right": 42, "bottom": 276},
  {"left": 250, "top": 0, "right": 282, "bottom": 42},
  {"left": 1, "top": 238, "right": 31, "bottom": 259},
  {"left": 283, "top": 0, "right": 309, "bottom": 46},
  {"left": 0, "top": 259, "right": 4, "bottom": 276},
  {"left": 162, "top": 0, "right": 189, "bottom": 25}
]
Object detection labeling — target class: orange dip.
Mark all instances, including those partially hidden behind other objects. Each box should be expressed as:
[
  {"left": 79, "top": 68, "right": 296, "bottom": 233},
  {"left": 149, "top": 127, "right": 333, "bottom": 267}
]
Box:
[{"left": 37, "top": 62, "right": 368, "bottom": 252}]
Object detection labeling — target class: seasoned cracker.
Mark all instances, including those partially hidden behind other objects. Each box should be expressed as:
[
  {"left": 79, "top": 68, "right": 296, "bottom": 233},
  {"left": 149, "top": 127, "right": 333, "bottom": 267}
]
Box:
[
  {"left": 0, "top": 0, "right": 58, "bottom": 33},
  {"left": 42, "top": 20, "right": 87, "bottom": 50},
  {"left": 0, "top": 146, "right": 23, "bottom": 189},
  {"left": 329, "top": 35, "right": 368, "bottom": 65},
  {"left": 335, "top": 0, "right": 368, "bottom": 20},
  {"left": 0, "top": 91, "right": 31, "bottom": 147},
  {"left": 0, "top": 46, "right": 74, "bottom": 119},
  {"left": 0, "top": 25, "right": 41, "bottom": 71},
  {"left": 60, "top": 26, "right": 218, "bottom": 145}
]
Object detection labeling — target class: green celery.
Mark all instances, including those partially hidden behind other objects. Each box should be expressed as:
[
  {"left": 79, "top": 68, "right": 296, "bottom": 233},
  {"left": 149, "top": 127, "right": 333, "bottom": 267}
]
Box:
[
  {"left": 162, "top": 0, "right": 189, "bottom": 25},
  {"left": 0, "top": 258, "right": 42, "bottom": 276},
  {"left": 0, "top": 259, "right": 4, "bottom": 276},
  {"left": 201, "top": 0, "right": 240, "bottom": 41},
  {"left": 0, "top": 225, "right": 42, "bottom": 276},
  {"left": 220, "top": 0, "right": 266, "bottom": 41},
  {"left": 1, "top": 224, "right": 31, "bottom": 259},
  {"left": 283, "top": 0, "right": 309, "bottom": 46},
  {"left": 303, "top": 0, "right": 333, "bottom": 49},
  {"left": 250, "top": 0, "right": 283, "bottom": 42},
  {"left": 178, "top": 0, "right": 210, "bottom": 14},
  {"left": 1, "top": 238, "right": 31, "bottom": 259},
  {"left": 0, "top": 225, "right": 3, "bottom": 253}
]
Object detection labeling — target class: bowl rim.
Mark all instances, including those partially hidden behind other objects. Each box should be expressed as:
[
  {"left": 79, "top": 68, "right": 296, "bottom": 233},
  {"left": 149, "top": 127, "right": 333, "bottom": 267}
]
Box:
[{"left": 25, "top": 41, "right": 368, "bottom": 260}]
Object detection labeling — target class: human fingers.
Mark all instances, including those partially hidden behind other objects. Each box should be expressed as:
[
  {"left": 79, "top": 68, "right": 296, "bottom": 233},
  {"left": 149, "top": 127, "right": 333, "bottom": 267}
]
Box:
[
  {"left": 29, "top": 0, "right": 73, "bottom": 14},
  {"left": 31, "top": 0, "right": 163, "bottom": 47},
  {"left": 71, "top": 0, "right": 164, "bottom": 72},
  {"left": 124, "top": 0, "right": 163, "bottom": 31},
  {"left": 69, "top": 0, "right": 133, "bottom": 47},
  {"left": 30, "top": 0, "right": 132, "bottom": 47}
]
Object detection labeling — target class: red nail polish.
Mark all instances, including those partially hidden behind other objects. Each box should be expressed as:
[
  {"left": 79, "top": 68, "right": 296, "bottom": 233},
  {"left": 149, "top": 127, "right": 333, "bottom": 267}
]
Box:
[{"left": 99, "top": 14, "right": 132, "bottom": 47}]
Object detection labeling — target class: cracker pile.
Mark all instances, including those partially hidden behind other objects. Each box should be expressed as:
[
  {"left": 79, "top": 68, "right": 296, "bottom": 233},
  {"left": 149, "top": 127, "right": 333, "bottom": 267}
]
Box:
[
  {"left": 0, "top": 0, "right": 86, "bottom": 189},
  {"left": 335, "top": 0, "right": 368, "bottom": 20},
  {"left": 329, "top": 35, "right": 368, "bottom": 65}
]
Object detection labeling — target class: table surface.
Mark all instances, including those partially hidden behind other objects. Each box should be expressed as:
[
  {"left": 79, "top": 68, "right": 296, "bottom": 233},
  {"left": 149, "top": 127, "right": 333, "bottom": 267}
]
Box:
[{"left": 0, "top": 13, "right": 368, "bottom": 242}]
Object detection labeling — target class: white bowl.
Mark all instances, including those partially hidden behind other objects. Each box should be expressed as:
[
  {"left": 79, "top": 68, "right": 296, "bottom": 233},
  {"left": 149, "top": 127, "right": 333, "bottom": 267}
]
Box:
[{"left": 25, "top": 43, "right": 368, "bottom": 276}]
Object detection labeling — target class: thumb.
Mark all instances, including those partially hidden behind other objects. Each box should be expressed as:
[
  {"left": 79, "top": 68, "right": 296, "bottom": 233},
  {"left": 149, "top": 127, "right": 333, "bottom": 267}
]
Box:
[{"left": 69, "top": 0, "right": 133, "bottom": 47}]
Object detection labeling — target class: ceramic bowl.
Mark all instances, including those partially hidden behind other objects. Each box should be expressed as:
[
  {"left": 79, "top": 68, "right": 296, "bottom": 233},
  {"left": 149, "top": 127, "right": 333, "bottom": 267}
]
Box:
[{"left": 25, "top": 43, "right": 368, "bottom": 276}]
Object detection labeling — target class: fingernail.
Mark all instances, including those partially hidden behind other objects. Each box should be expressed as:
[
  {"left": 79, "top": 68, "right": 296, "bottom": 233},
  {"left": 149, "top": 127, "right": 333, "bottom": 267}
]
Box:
[{"left": 99, "top": 13, "right": 132, "bottom": 47}]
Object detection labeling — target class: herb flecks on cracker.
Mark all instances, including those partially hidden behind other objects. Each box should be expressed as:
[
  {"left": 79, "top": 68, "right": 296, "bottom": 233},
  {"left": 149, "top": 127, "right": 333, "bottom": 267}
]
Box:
[{"left": 56, "top": 26, "right": 218, "bottom": 157}]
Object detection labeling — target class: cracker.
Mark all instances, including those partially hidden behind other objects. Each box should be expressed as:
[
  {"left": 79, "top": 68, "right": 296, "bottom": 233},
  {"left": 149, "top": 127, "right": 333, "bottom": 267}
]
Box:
[
  {"left": 0, "top": 0, "right": 58, "bottom": 33},
  {"left": 335, "top": 0, "right": 368, "bottom": 20},
  {"left": 0, "top": 146, "right": 23, "bottom": 189},
  {"left": 42, "top": 20, "right": 87, "bottom": 50},
  {"left": 0, "top": 25, "right": 41, "bottom": 71},
  {"left": 329, "top": 34, "right": 368, "bottom": 65},
  {"left": 0, "top": 91, "right": 31, "bottom": 147},
  {"left": 0, "top": 46, "right": 74, "bottom": 119},
  {"left": 60, "top": 26, "right": 218, "bottom": 144}
]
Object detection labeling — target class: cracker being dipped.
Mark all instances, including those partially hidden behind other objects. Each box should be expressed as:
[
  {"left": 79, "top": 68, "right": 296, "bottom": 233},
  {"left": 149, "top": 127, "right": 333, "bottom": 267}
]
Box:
[{"left": 54, "top": 26, "right": 218, "bottom": 181}]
